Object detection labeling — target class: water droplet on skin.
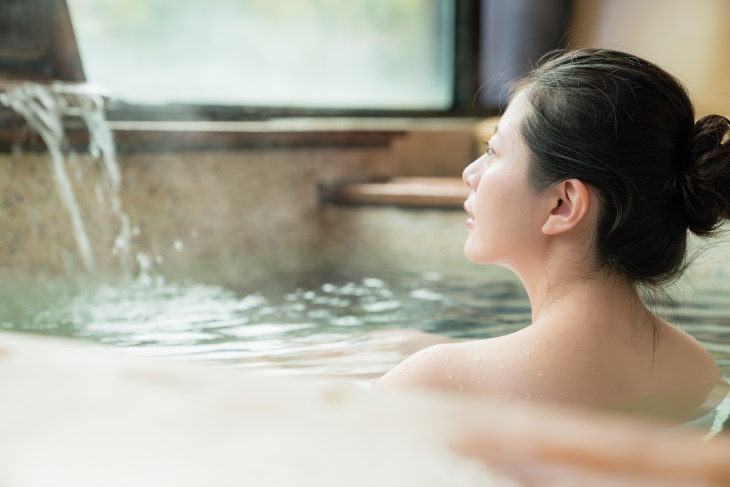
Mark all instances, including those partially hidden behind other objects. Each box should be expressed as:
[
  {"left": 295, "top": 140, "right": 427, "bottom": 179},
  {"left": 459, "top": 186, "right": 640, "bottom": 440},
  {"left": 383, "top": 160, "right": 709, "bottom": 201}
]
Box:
[
  {"left": 458, "top": 384, "right": 465, "bottom": 391},
  {"left": 445, "top": 374, "right": 453, "bottom": 380},
  {"left": 526, "top": 393, "right": 532, "bottom": 399},
  {"left": 537, "top": 372, "right": 543, "bottom": 377},
  {"left": 522, "top": 350, "right": 531, "bottom": 356},
  {"left": 444, "top": 356, "right": 449, "bottom": 362},
  {"left": 474, "top": 356, "right": 481, "bottom": 362},
  {"left": 498, "top": 364, "right": 504, "bottom": 369}
]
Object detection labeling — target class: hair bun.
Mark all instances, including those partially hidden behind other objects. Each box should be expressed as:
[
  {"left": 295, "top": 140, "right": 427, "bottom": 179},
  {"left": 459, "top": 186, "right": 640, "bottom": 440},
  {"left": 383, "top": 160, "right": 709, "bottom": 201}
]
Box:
[{"left": 679, "top": 114, "right": 730, "bottom": 236}]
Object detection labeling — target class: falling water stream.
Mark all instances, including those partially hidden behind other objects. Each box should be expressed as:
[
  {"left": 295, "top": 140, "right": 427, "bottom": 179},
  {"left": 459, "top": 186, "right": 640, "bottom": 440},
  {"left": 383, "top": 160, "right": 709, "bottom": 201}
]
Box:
[{"left": 0, "top": 82, "right": 132, "bottom": 275}]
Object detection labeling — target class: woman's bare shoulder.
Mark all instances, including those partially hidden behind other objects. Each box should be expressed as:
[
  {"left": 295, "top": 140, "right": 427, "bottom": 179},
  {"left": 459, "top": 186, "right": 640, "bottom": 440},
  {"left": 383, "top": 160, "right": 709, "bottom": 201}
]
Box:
[
  {"left": 373, "top": 337, "right": 518, "bottom": 393},
  {"left": 655, "top": 321, "right": 721, "bottom": 386},
  {"left": 373, "top": 342, "right": 462, "bottom": 391}
]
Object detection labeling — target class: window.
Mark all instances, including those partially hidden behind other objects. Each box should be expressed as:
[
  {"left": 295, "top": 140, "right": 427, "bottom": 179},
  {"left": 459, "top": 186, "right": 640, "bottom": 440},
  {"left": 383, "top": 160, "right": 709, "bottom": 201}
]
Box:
[{"left": 67, "top": 0, "right": 457, "bottom": 112}]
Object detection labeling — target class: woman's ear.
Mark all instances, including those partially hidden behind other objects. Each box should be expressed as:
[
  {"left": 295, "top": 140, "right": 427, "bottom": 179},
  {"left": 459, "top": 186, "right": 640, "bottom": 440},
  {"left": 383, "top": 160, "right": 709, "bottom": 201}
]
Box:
[{"left": 541, "top": 179, "right": 593, "bottom": 236}]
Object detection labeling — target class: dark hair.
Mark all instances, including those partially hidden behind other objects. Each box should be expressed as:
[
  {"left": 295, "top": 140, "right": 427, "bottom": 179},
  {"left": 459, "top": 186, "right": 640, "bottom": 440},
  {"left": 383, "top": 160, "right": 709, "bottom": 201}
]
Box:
[{"left": 515, "top": 48, "right": 730, "bottom": 286}]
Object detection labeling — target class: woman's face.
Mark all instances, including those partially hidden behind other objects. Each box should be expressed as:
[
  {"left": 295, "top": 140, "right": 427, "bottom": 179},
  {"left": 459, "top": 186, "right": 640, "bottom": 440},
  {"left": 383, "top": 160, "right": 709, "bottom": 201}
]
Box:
[{"left": 462, "top": 92, "right": 548, "bottom": 269}]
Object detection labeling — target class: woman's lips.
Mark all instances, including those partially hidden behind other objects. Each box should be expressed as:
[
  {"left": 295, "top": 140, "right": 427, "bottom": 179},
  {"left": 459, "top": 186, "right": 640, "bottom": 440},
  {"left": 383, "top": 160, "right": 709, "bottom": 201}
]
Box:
[{"left": 464, "top": 202, "right": 475, "bottom": 228}]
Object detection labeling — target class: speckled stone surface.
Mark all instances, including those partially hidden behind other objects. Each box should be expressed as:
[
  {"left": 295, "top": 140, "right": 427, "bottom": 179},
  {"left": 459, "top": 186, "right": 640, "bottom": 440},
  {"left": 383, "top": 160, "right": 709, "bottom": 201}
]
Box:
[{"left": 0, "top": 127, "right": 479, "bottom": 284}]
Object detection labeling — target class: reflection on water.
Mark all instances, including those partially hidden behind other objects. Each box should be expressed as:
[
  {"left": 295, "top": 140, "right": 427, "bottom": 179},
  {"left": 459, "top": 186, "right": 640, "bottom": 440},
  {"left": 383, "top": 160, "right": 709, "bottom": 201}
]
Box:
[
  {"left": 1, "top": 270, "right": 729, "bottom": 385},
  {"left": 1, "top": 271, "right": 529, "bottom": 380}
]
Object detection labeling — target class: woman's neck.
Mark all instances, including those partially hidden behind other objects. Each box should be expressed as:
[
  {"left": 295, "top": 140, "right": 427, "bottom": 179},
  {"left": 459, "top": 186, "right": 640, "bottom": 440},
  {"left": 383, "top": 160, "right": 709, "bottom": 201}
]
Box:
[{"left": 520, "top": 264, "right": 646, "bottom": 328}]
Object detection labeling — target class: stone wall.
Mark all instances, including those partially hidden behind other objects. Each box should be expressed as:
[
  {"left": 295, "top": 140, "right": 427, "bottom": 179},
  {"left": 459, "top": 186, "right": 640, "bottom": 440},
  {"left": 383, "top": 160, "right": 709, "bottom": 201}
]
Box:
[{"left": 0, "top": 124, "right": 480, "bottom": 284}]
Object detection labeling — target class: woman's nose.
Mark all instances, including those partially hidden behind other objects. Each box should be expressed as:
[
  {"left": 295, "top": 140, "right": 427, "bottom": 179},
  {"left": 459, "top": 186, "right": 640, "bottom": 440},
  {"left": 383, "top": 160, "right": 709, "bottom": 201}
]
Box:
[{"left": 462, "top": 159, "right": 479, "bottom": 190}]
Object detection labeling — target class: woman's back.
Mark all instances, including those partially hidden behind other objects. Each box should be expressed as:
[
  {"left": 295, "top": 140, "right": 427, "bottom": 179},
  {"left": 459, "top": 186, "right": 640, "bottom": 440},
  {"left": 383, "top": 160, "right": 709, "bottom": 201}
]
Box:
[{"left": 377, "top": 277, "right": 723, "bottom": 422}]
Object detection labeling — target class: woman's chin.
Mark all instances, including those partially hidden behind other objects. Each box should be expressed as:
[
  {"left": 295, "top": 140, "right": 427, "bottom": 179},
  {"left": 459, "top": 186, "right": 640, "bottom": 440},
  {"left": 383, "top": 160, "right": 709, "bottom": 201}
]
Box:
[{"left": 463, "top": 242, "right": 491, "bottom": 265}]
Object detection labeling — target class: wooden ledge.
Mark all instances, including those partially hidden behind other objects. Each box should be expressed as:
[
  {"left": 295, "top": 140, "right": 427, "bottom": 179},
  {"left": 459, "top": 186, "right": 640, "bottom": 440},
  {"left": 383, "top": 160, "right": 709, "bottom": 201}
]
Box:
[
  {"left": 1, "top": 113, "right": 480, "bottom": 153},
  {"left": 321, "top": 177, "right": 468, "bottom": 209},
  {"left": 0, "top": 116, "right": 406, "bottom": 152}
]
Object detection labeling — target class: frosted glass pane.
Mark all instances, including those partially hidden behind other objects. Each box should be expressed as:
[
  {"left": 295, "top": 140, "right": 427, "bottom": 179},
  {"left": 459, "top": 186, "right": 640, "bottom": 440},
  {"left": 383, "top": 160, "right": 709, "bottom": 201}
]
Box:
[{"left": 67, "top": 0, "right": 454, "bottom": 110}]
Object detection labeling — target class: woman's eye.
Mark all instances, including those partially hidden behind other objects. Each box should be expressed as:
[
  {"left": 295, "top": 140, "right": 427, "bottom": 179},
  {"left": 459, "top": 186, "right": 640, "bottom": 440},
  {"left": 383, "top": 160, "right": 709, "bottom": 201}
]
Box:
[{"left": 483, "top": 141, "right": 494, "bottom": 156}]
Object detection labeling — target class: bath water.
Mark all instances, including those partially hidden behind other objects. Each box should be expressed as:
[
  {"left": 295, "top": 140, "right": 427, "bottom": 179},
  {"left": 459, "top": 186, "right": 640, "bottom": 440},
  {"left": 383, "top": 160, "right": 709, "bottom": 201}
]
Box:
[
  {"left": 1, "top": 268, "right": 728, "bottom": 384},
  {"left": 3, "top": 266, "right": 728, "bottom": 437},
  {"left": 0, "top": 269, "right": 530, "bottom": 380}
]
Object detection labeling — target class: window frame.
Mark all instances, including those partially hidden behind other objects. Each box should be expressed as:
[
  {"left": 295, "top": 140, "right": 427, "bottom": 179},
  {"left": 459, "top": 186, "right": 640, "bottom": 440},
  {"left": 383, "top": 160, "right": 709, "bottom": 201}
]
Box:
[{"left": 100, "top": 0, "right": 492, "bottom": 123}]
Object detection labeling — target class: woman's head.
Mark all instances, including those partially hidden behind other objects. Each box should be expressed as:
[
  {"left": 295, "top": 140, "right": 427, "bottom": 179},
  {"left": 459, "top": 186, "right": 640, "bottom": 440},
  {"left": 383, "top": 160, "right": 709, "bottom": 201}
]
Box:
[{"left": 513, "top": 48, "right": 730, "bottom": 286}]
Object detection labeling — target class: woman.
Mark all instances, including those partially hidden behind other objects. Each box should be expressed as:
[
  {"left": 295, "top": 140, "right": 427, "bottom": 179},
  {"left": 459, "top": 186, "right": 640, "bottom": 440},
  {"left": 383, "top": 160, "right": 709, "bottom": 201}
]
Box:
[{"left": 375, "top": 48, "right": 729, "bottom": 422}]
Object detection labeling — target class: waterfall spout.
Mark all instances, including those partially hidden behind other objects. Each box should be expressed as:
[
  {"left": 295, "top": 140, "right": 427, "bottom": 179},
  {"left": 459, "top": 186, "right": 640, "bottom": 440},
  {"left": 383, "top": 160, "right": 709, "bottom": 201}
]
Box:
[{"left": 1, "top": 82, "right": 131, "bottom": 275}]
